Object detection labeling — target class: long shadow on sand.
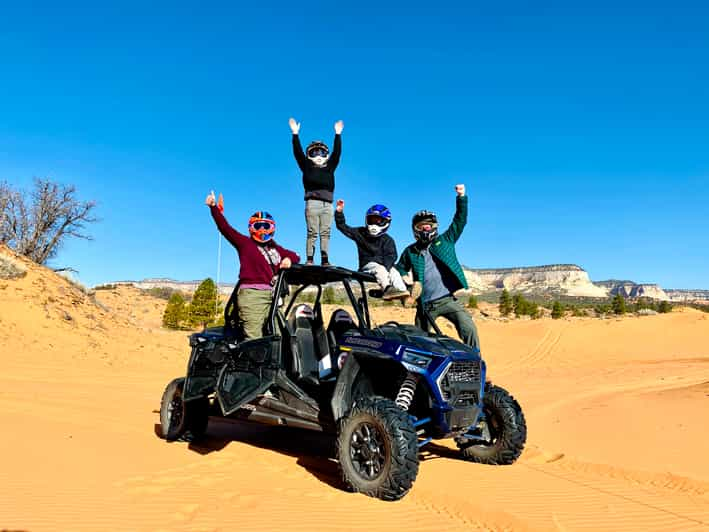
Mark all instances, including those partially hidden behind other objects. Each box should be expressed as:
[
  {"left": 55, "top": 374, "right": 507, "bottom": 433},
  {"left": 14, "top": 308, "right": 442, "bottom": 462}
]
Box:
[{"left": 170, "top": 418, "right": 349, "bottom": 492}]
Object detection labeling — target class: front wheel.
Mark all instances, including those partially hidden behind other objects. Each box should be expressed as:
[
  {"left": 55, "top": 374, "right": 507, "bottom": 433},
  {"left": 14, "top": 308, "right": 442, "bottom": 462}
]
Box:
[
  {"left": 336, "top": 396, "right": 419, "bottom": 501},
  {"left": 458, "top": 383, "right": 526, "bottom": 465},
  {"left": 159, "top": 378, "right": 209, "bottom": 442}
]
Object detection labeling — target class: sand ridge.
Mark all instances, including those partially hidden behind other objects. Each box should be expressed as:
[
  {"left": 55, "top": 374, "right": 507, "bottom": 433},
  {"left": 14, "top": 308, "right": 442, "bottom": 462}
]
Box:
[{"left": 1, "top": 246, "right": 709, "bottom": 531}]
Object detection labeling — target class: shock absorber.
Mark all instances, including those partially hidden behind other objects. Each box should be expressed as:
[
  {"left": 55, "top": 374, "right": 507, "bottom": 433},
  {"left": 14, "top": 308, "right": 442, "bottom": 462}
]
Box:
[{"left": 395, "top": 373, "right": 419, "bottom": 411}]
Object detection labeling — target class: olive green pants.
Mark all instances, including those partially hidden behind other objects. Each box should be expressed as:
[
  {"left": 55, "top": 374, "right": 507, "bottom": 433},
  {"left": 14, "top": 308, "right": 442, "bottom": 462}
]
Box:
[
  {"left": 237, "top": 288, "right": 272, "bottom": 340},
  {"left": 415, "top": 295, "right": 480, "bottom": 350}
]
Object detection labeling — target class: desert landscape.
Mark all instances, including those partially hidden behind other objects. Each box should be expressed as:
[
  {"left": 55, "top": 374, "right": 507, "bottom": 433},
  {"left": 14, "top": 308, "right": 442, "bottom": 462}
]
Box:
[{"left": 1, "top": 245, "right": 708, "bottom": 531}]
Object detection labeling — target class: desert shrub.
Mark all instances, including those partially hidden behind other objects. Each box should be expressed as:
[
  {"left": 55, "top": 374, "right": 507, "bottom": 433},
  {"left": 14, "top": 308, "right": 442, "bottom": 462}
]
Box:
[
  {"left": 551, "top": 301, "right": 564, "bottom": 319},
  {"left": 322, "top": 285, "right": 337, "bottom": 305},
  {"left": 468, "top": 294, "right": 478, "bottom": 309},
  {"left": 499, "top": 289, "right": 513, "bottom": 316},
  {"left": 94, "top": 283, "right": 116, "bottom": 290},
  {"left": 657, "top": 300, "right": 672, "bottom": 313},
  {"left": 0, "top": 178, "right": 97, "bottom": 265},
  {"left": 188, "top": 278, "right": 218, "bottom": 327},
  {"left": 163, "top": 292, "right": 187, "bottom": 329},
  {"left": 612, "top": 294, "right": 626, "bottom": 315}
]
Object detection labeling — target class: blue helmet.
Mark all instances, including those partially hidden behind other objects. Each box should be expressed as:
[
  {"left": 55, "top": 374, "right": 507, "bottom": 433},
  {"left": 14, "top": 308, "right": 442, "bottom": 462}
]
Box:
[{"left": 365, "top": 204, "right": 392, "bottom": 237}]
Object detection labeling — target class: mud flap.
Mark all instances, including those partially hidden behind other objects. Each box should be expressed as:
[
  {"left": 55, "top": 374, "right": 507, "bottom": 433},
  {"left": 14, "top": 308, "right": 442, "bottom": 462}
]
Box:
[{"left": 216, "top": 336, "right": 281, "bottom": 416}]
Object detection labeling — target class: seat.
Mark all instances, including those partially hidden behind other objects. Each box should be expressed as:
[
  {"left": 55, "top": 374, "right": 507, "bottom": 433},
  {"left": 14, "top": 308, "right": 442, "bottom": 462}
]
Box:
[
  {"left": 287, "top": 304, "right": 320, "bottom": 385},
  {"left": 327, "top": 309, "right": 358, "bottom": 371}
]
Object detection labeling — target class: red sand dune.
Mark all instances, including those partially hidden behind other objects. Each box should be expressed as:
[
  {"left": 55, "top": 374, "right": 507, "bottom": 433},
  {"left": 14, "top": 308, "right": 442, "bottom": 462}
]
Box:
[{"left": 1, "top": 246, "right": 709, "bottom": 531}]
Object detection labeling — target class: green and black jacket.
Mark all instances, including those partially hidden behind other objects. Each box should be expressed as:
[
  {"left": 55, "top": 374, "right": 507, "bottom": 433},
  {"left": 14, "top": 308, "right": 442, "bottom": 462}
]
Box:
[{"left": 395, "top": 195, "right": 469, "bottom": 294}]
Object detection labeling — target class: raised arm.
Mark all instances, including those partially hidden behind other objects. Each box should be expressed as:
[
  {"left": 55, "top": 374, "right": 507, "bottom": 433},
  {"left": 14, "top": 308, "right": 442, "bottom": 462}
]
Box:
[
  {"left": 205, "top": 192, "right": 249, "bottom": 249},
  {"left": 327, "top": 120, "right": 343, "bottom": 170},
  {"left": 289, "top": 117, "right": 308, "bottom": 171},
  {"left": 334, "top": 199, "right": 361, "bottom": 242},
  {"left": 440, "top": 184, "right": 468, "bottom": 244}
]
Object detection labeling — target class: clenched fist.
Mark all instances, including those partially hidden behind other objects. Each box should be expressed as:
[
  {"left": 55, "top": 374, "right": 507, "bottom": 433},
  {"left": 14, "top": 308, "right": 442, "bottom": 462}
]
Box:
[
  {"left": 334, "top": 120, "right": 344, "bottom": 135},
  {"left": 336, "top": 199, "right": 345, "bottom": 212},
  {"left": 455, "top": 184, "right": 466, "bottom": 197},
  {"left": 205, "top": 190, "right": 216, "bottom": 206}
]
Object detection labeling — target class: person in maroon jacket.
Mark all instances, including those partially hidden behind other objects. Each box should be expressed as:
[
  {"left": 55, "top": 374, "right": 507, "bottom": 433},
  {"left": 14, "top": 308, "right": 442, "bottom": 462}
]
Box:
[{"left": 205, "top": 191, "right": 300, "bottom": 339}]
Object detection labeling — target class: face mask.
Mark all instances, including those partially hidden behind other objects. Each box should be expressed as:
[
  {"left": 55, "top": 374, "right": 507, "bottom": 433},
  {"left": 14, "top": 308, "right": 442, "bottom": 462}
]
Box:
[
  {"left": 309, "top": 155, "right": 328, "bottom": 167},
  {"left": 367, "top": 224, "right": 384, "bottom": 236}
]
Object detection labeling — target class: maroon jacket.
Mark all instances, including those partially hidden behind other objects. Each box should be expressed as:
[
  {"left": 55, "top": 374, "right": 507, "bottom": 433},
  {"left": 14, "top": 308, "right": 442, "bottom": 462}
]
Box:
[{"left": 209, "top": 206, "right": 300, "bottom": 285}]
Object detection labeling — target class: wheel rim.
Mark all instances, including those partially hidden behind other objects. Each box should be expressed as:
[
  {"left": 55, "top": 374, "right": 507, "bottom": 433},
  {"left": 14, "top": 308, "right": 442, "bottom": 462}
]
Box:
[
  {"left": 349, "top": 421, "right": 389, "bottom": 481},
  {"left": 479, "top": 405, "right": 502, "bottom": 446},
  {"left": 166, "top": 390, "right": 184, "bottom": 431}
]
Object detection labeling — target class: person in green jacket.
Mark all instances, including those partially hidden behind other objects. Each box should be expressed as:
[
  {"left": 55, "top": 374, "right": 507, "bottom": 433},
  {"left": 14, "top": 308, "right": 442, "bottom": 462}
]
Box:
[{"left": 395, "top": 184, "right": 480, "bottom": 349}]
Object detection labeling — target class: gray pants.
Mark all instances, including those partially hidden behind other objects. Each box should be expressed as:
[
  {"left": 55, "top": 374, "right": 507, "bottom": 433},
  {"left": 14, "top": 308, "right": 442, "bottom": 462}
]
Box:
[
  {"left": 415, "top": 295, "right": 480, "bottom": 350},
  {"left": 305, "top": 199, "right": 333, "bottom": 259},
  {"left": 361, "top": 262, "right": 407, "bottom": 291}
]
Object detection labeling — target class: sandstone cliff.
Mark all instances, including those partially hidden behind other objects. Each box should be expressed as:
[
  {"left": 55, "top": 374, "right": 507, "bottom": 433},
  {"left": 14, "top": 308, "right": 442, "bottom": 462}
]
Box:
[
  {"left": 595, "top": 280, "right": 670, "bottom": 301},
  {"left": 464, "top": 264, "right": 608, "bottom": 298}
]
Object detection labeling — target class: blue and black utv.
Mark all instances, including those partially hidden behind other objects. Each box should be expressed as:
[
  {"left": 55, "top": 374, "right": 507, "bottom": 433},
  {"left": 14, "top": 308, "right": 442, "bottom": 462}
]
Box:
[{"left": 159, "top": 265, "right": 526, "bottom": 501}]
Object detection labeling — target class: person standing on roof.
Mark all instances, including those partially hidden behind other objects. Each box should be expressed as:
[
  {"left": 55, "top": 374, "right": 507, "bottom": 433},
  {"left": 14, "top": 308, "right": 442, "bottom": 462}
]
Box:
[
  {"left": 395, "top": 184, "right": 480, "bottom": 349},
  {"left": 289, "top": 117, "right": 343, "bottom": 266}
]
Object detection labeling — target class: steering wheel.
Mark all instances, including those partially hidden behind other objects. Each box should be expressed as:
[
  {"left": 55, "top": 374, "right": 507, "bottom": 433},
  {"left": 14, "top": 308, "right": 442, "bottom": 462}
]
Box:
[{"left": 381, "top": 321, "right": 401, "bottom": 327}]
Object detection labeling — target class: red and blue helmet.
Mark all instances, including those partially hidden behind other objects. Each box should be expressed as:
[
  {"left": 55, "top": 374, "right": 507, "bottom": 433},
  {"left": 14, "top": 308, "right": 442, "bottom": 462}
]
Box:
[
  {"left": 365, "top": 204, "right": 392, "bottom": 237},
  {"left": 248, "top": 211, "right": 276, "bottom": 243}
]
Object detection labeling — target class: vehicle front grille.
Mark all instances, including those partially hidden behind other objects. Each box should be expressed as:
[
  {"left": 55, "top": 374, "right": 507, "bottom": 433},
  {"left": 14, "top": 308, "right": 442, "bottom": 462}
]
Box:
[{"left": 439, "top": 360, "right": 482, "bottom": 402}]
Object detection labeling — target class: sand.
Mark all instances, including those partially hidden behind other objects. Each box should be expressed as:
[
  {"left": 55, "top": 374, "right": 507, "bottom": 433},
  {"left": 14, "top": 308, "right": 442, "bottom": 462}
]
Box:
[{"left": 1, "top": 247, "right": 709, "bottom": 531}]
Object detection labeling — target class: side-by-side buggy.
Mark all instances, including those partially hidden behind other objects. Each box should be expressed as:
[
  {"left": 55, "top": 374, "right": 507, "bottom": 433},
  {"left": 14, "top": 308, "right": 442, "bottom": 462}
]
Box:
[{"left": 159, "top": 265, "right": 526, "bottom": 501}]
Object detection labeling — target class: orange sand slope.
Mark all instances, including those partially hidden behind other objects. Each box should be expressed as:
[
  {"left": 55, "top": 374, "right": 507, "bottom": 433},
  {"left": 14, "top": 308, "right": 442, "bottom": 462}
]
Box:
[{"left": 1, "top": 247, "right": 709, "bottom": 531}]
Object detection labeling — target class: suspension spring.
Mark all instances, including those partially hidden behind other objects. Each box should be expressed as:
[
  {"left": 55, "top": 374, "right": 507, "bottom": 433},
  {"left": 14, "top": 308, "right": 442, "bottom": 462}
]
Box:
[{"left": 395, "top": 373, "right": 419, "bottom": 411}]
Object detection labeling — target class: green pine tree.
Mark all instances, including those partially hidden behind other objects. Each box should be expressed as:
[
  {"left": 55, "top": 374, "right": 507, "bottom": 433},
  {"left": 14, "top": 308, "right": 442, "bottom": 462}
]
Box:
[
  {"left": 499, "top": 289, "right": 513, "bottom": 316},
  {"left": 188, "top": 278, "right": 219, "bottom": 327},
  {"left": 657, "top": 300, "right": 672, "bottom": 313},
  {"left": 612, "top": 293, "right": 626, "bottom": 315},
  {"left": 322, "top": 285, "right": 337, "bottom": 305},
  {"left": 551, "top": 301, "right": 564, "bottom": 319},
  {"left": 162, "top": 292, "right": 187, "bottom": 329}
]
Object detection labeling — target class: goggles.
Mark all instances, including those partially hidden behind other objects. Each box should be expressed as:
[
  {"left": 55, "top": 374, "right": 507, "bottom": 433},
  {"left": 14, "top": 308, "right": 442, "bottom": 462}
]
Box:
[
  {"left": 308, "top": 148, "right": 328, "bottom": 158},
  {"left": 251, "top": 220, "right": 275, "bottom": 231},
  {"left": 366, "top": 215, "right": 389, "bottom": 227},
  {"left": 414, "top": 221, "right": 438, "bottom": 232}
]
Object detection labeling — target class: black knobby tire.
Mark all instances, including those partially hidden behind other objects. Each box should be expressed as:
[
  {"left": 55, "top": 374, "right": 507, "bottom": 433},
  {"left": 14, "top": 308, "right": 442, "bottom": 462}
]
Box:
[
  {"left": 336, "top": 396, "right": 419, "bottom": 501},
  {"left": 459, "top": 383, "right": 526, "bottom": 465},
  {"left": 159, "top": 378, "right": 209, "bottom": 442}
]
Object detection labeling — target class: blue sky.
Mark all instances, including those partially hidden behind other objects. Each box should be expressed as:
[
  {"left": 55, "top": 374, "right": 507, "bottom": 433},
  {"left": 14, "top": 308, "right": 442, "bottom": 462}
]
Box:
[{"left": 1, "top": 1, "right": 707, "bottom": 288}]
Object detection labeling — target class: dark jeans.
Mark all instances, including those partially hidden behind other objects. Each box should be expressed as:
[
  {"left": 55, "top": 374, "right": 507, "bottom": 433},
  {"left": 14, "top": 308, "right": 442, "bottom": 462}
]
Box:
[{"left": 415, "top": 295, "right": 480, "bottom": 350}]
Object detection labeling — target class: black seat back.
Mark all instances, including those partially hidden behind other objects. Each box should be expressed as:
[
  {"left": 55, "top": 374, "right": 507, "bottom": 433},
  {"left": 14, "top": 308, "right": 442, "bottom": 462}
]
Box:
[
  {"left": 287, "top": 304, "right": 319, "bottom": 384},
  {"left": 327, "top": 309, "right": 357, "bottom": 371}
]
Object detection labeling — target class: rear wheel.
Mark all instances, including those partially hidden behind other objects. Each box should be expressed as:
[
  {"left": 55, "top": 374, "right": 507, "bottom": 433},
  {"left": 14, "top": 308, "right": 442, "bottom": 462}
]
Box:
[
  {"left": 159, "top": 378, "right": 209, "bottom": 442},
  {"left": 458, "top": 384, "right": 526, "bottom": 465},
  {"left": 336, "top": 396, "right": 419, "bottom": 501}
]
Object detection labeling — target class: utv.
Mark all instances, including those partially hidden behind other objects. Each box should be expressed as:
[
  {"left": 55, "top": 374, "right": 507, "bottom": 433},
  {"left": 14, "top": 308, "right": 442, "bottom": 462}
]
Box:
[{"left": 159, "top": 265, "right": 526, "bottom": 501}]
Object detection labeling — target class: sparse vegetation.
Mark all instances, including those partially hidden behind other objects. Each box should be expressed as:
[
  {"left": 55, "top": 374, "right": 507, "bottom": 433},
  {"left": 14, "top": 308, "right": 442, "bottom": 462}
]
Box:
[
  {"left": 322, "top": 285, "right": 337, "bottom": 305},
  {"left": 499, "top": 289, "right": 513, "bottom": 316},
  {"left": 551, "top": 301, "right": 564, "bottom": 319},
  {"left": 467, "top": 294, "right": 478, "bottom": 309},
  {"left": 513, "top": 293, "right": 539, "bottom": 319},
  {"left": 0, "top": 178, "right": 97, "bottom": 265},
  {"left": 163, "top": 293, "right": 188, "bottom": 329},
  {"left": 612, "top": 294, "right": 626, "bottom": 315},
  {"left": 657, "top": 300, "right": 672, "bottom": 313},
  {"left": 188, "top": 278, "right": 218, "bottom": 327}
]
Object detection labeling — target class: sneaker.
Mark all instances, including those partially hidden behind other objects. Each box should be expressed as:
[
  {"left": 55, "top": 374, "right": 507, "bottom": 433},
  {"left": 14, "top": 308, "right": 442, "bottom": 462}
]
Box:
[
  {"left": 382, "top": 287, "right": 409, "bottom": 300},
  {"left": 305, "top": 258, "right": 314, "bottom": 266}
]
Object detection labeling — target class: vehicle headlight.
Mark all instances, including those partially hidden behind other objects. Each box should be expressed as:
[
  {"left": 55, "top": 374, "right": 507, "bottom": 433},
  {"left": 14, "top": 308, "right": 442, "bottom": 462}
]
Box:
[{"left": 402, "top": 350, "right": 432, "bottom": 369}]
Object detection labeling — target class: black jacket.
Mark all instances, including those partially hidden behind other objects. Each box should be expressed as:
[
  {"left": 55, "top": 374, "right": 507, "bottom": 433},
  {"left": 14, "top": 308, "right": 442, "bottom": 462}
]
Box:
[
  {"left": 335, "top": 210, "right": 398, "bottom": 270},
  {"left": 292, "top": 133, "right": 341, "bottom": 203}
]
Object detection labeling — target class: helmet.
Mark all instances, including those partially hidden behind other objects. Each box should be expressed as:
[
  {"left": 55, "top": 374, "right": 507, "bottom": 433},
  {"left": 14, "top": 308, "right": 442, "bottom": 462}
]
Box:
[
  {"left": 306, "top": 140, "right": 329, "bottom": 167},
  {"left": 412, "top": 210, "right": 438, "bottom": 244},
  {"left": 248, "top": 211, "right": 276, "bottom": 243},
  {"left": 365, "top": 204, "right": 392, "bottom": 237}
]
